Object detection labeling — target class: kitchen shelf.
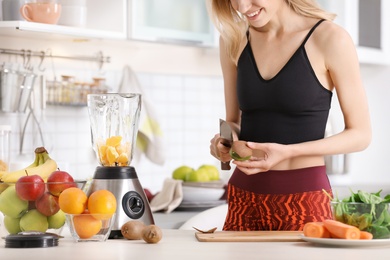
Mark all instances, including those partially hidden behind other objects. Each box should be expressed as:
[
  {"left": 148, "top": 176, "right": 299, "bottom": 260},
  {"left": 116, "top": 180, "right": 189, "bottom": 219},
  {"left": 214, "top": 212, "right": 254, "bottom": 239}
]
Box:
[{"left": 0, "top": 21, "right": 127, "bottom": 41}]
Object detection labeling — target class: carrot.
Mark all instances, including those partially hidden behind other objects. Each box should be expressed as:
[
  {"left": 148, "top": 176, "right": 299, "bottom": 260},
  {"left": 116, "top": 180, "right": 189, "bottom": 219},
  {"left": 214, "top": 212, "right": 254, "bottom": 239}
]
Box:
[
  {"left": 323, "top": 219, "right": 361, "bottom": 240},
  {"left": 303, "top": 222, "right": 331, "bottom": 238},
  {"left": 360, "top": 231, "right": 373, "bottom": 240}
]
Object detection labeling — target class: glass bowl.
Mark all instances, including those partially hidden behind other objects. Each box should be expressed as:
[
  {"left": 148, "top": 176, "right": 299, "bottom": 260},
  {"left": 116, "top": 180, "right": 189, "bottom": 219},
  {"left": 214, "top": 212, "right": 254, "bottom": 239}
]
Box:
[
  {"left": 0, "top": 180, "right": 86, "bottom": 237},
  {"left": 65, "top": 213, "right": 115, "bottom": 242},
  {"left": 331, "top": 201, "right": 390, "bottom": 239}
]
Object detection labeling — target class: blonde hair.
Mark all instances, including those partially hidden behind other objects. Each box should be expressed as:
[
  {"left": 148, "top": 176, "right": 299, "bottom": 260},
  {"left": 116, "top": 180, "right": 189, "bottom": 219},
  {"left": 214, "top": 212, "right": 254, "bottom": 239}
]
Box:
[{"left": 207, "top": 0, "right": 336, "bottom": 61}]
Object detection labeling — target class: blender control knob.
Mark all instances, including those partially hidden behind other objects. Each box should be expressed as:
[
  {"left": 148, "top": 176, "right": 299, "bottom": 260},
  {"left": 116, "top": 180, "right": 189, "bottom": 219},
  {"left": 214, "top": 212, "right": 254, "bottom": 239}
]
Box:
[{"left": 122, "top": 191, "right": 145, "bottom": 219}]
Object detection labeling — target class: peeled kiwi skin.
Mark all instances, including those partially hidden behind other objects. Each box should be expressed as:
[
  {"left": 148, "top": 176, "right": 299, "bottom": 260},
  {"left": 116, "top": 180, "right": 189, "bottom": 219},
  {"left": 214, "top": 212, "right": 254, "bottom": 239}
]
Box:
[{"left": 229, "top": 141, "right": 252, "bottom": 161}]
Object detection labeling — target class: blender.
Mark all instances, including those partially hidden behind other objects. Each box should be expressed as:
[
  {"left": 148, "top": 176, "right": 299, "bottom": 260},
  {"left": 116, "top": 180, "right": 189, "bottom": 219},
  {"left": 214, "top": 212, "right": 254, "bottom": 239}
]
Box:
[{"left": 87, "top": 93, "right": 154, "bottom": 239}]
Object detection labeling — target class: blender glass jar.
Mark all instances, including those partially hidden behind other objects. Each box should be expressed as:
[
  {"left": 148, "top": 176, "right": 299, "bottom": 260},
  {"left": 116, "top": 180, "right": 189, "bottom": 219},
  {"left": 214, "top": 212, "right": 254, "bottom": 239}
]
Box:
[
  {"left": 87, "top": 93, "right": 141, "bottom": 167},
  {"left": 0, "top": 125, "right": 11, "bottom": 171}
]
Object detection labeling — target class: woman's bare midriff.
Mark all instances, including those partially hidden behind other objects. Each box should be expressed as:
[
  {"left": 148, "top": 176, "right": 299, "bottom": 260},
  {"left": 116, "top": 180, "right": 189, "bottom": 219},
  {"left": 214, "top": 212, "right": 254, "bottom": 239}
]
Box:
[{"left": 270, "top": 155, "right": 325, "bottom": 171}]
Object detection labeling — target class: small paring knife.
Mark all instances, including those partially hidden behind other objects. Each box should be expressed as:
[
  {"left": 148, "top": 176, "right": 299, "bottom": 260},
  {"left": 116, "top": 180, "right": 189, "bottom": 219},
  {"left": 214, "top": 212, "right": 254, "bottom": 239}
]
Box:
[{"left": 219, "top": 119, "right": 233, "bottom": 170}]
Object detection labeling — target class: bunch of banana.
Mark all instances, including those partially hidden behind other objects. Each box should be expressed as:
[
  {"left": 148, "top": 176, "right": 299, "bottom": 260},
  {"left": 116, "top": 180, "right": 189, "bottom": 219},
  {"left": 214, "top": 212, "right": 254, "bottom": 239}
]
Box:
[{"left": 0, "top": 147, "right": 58, "bottom": 183}]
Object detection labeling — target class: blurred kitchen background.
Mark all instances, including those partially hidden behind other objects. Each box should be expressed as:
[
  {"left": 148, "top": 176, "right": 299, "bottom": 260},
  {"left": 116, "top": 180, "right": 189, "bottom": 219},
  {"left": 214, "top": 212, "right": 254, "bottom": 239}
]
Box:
[{"left": 0, "top": 0, "right": 389, "bottom": 194}]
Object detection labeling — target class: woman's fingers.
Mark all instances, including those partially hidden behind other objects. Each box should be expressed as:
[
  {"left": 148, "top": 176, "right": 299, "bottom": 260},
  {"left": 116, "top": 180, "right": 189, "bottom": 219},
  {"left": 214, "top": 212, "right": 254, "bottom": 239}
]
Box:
[{"left": 210, "top": 135, "right": 232, "bottom": 162}]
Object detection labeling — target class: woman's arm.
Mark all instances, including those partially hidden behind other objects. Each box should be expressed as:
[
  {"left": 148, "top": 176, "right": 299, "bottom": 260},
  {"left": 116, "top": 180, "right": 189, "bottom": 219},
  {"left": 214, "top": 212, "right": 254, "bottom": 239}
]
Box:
[
  {"left": 293, "top": 23, "right": 372, "bottom": 155},
  {"left": 220, "top": 37, "right": 241, "bottom": 133},
  {"left": 209, "top": 37, "right": 241, "bottom": 162}
]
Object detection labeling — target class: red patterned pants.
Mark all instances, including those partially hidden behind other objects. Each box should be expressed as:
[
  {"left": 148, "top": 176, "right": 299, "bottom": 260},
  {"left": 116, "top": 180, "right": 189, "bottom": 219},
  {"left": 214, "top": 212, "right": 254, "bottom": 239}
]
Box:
[{"left": 223, "top": 166, "right": 333, "bottom": 231}]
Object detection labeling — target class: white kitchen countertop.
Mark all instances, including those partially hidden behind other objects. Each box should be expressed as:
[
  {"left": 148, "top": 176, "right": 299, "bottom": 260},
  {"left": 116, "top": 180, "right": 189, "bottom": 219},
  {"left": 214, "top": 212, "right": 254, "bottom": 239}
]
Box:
[
  {"left": 1, "top": 229, "right": 390, "bottom": 260},
  {"left": 154, "top": 211, "right": 200, "bottom": 229}
]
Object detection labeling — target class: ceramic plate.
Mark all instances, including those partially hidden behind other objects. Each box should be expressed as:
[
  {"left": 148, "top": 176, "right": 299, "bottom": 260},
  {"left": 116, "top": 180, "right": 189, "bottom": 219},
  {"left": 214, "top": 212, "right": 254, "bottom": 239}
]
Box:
[{"left": 301, "top": 235, "right": 390, "bottom": 247}]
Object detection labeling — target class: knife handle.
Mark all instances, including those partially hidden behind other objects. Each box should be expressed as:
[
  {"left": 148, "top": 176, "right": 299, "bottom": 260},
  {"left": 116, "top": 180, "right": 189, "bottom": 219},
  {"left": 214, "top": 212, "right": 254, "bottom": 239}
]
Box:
[{"left": 221, "top": 161, "right": 231, "bottom": 170}]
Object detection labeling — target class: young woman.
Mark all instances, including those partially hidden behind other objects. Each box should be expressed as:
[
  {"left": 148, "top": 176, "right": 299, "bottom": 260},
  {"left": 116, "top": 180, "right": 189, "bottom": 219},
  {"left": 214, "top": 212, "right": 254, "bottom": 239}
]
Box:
[{"left": 208, "top": 0, "right": 371, "bottom": 231}]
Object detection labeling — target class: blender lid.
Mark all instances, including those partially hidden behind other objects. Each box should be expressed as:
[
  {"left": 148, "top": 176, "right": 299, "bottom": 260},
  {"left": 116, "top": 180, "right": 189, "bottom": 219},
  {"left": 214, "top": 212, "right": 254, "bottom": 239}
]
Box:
[
  {"left": 93, "top": 166, "right": 138, "bottom": 179},
  {"left": 5, "top": 232, "right": 60, "bottom": 248}
]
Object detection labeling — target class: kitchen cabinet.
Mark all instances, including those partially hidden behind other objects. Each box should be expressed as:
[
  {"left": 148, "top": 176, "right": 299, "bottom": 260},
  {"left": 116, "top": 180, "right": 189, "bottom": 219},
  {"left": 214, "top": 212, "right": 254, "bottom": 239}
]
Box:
[
  {"left": 317, "top": 0, "right": 390, "bottom": 65},
  {"left": 0, "top": 0, "right": 217, "bottom": 47},
  {"left": 128, "top": 0, "right": 217, "bottom": 47},
  {"left": 0, "top": 0, "right": 127, "bottom": 40}
]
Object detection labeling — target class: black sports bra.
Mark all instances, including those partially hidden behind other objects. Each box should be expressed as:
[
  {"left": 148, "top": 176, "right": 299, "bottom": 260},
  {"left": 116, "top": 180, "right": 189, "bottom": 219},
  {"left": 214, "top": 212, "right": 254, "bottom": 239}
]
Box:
[{"left": 237, "top": 19, "right": 333, "bottom": 144}]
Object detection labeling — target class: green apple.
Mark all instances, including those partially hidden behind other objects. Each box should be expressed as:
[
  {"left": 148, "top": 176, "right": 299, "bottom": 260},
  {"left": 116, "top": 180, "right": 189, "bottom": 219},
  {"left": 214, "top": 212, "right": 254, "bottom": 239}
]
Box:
[
  {"left": 172, "top": 165, "right": 195, "bottom": 181},
  {"left": 0, "top": 183, "right": 9, "bottom": 193},
  {"left": 4, "top": 215, "right": 22, "bottom": 234},
  {"left": 0, "top": 186, "right": 29, "bottom": 218},
  {"left": 48, "top": 209, "right": 66, "bottom": 229},
  {"left": 198, "top": 165, "right": 220, "bottom": 181},
  {"left": 186, "top": 168, "right": 211, "bottom": 182},
  {"left": 20, "top": 209, "right": 48, "bottom": 232}
]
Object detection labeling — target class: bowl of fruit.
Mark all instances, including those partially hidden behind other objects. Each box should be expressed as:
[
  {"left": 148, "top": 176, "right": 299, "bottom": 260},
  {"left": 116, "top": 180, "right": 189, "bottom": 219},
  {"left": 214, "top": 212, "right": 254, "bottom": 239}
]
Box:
[
  {"left": 65, "top": 213, "right": 115, "bottom": 242},
  {"left": 172, "top": 164, "right": 226, "bottom": 202},
  {"left": 59, "top": 188, "right": 117, "bottom": 242},
  {"left": 329, "top": 189, "right": 390, "bottom": 239},
  {"left": 0, "top": 170, "right": 86, "bottom": 237}
]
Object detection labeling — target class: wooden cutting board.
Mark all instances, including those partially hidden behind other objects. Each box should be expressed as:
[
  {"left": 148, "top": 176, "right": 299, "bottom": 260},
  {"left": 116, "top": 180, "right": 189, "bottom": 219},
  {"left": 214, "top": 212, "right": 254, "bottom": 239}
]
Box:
[{"left": 195, "top": 231, "right": 304, "bottom": 242}]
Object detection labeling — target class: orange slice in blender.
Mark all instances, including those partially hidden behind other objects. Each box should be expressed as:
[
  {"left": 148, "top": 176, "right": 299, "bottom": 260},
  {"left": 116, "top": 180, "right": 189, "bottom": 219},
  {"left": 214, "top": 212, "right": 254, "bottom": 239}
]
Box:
[
  {"left": 106, "top": 146, "right": 119, "bottom": 165},
  {"left": 106, "top": 136, "right": 122, "bottom": 147},
  {"left": 117, "top": 153, "right": 129, "bottom": 166},
  {"left": 98, "top": 145, "right": 108, "bottom": 163},
  {"left": 115, "top": 144, "right": 126, "bottom": 155}
]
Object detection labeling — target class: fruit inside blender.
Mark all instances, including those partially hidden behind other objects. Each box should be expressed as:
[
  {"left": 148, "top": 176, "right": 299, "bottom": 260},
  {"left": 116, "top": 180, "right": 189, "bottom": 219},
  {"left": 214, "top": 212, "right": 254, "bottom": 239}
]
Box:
[{"left": 97, "top": 136, "right": 131, "bottom": 166}]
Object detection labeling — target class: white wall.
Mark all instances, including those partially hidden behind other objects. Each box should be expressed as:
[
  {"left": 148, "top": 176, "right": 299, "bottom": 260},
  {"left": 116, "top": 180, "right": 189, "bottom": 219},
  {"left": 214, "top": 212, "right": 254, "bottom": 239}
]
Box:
[
  {"left": 330, "top": 64, "right": 390, "bottom": 187},
  {"left": 1, "top": 35, "right": 390, "bottom": 193}
]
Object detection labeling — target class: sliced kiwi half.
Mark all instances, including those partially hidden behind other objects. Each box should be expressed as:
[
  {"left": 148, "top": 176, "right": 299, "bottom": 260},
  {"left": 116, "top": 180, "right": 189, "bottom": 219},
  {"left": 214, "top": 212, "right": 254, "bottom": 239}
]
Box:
[{"left": 229, "top": 141, "right": 252, "bottom": 161}]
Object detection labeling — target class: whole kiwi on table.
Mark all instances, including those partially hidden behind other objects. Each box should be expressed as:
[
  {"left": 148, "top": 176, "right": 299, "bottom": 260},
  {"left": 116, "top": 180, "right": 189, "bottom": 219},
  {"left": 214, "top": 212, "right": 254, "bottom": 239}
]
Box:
[{"left": 121, "top": 220, "right": 163, "bottom": 243}]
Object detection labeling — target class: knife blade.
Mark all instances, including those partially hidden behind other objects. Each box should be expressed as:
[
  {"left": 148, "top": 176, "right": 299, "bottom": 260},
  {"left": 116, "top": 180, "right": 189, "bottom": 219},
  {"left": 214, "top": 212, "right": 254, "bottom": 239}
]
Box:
[{"left": 219, "top": 119, "right": 233, "bottom": 170}]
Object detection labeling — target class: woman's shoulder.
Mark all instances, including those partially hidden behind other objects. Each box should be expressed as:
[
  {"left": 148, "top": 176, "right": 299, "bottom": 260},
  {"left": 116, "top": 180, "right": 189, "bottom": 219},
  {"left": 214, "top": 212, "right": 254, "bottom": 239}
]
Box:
[
  {"left": 310, "top": 19, "right": 355, "bottom": 56},
  {"left": 219, "top": 32, "right": 248, "bottom": 65},
  {"left": 320, "top": 20, "right": 350, "bottom": 35}
]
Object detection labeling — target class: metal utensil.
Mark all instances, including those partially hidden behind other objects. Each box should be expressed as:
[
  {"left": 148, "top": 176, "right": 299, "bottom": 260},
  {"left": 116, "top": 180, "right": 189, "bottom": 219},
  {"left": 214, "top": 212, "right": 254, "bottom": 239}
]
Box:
[
  {"left": 219, "top": 119, "right": 233, "bottom": 170},
  {"left": 16, "top": 71, "right": 36, "bottom": 113}
]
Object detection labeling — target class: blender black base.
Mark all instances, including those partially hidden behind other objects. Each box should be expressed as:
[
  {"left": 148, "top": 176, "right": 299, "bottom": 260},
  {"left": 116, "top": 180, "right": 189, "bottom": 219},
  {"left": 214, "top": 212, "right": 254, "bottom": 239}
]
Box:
[{"left": 109, "top": 230, "right": 124, "bottom": 239}]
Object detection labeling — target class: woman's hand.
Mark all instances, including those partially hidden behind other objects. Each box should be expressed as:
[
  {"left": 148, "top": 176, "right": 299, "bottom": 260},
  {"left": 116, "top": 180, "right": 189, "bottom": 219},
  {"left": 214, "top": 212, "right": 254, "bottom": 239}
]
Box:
[
  {"left": 210, "top": 133, "right": 232, "bottom": 163},
  {"left": 233, "top": 142, "right": 290, "bottom": 175}
]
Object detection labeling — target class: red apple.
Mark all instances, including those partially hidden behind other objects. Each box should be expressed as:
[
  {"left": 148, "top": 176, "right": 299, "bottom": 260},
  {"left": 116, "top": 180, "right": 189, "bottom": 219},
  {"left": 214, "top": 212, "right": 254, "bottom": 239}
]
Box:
[
  {"left": 35, "top": 192, "right": 60, "bottom": 216},
  {"left": 28, "top": 200, "right": 37, "bottom": 210},
  {"left": 15, "top": 174, "right": 45, "bottom": 201},
  {"left": 143, "top": 188, "right": 155, "bottom": 202},
  {"left": 47, "top": 170, "right": 76, "bottom": 196}
]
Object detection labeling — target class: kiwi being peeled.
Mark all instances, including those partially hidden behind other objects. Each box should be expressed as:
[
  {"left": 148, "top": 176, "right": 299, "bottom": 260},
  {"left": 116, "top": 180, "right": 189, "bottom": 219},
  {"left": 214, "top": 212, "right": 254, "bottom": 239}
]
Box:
[
  {"left": 121, "top": 220, "right": 146, "bottom": 240},
  {"left": 142, "top": 224, "right": 163, "bottom": 244},
  {"left": 229, "top": 141, "right": 252, "bottom": 161}
]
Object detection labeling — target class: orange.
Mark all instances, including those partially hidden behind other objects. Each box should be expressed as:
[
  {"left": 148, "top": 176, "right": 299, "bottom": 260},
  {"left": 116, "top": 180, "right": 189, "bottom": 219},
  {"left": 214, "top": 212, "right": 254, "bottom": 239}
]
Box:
[
  {"left": 58, "top": 187, "right": 88, "bottom": 214},
  {"left": 116, "top": 152, "right": 129, "bottom": 166},
  {"left": 73, "top": 213, "right": 102, "bottom": 239},
  {"left": 106, "top": 136, "right": 122, "bottom": 147},
  {"left": 106, "top": 146, "right": 119, "bottom": 165},
  {"left": 115, "top": 144, "right": 126, "bottom": 155},
  {"left": 87, "top": 189, "right": 117, "bottom": 220},
  {"left": 98, "top": 144, "right": 108, "bottom": 163}
]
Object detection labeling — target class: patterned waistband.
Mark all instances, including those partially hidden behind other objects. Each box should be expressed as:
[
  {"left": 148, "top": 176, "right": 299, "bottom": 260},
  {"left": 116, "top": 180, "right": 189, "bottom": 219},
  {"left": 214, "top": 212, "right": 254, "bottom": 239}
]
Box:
[{"left": 228, "top": 165, "right": 331, "bottom": 195}]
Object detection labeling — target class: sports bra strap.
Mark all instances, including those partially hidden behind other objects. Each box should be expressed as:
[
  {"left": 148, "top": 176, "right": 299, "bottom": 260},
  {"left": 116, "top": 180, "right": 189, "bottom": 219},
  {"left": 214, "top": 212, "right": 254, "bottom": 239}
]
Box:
[
  {"left": 302, "top": 19, "right": 325, "bottom": 45},
  {"left": 246, "top": 19, "right": 325, "bottom": 43}
]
